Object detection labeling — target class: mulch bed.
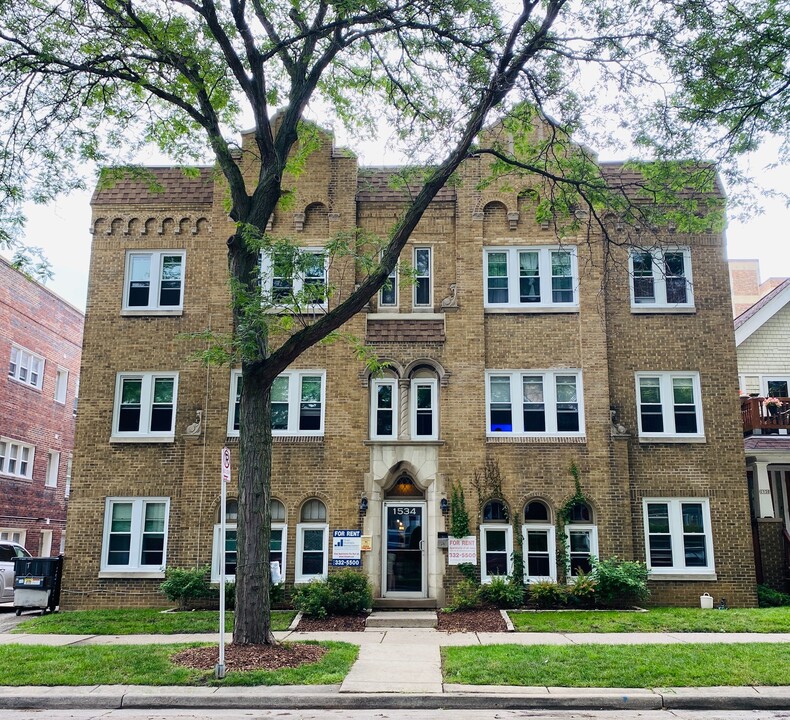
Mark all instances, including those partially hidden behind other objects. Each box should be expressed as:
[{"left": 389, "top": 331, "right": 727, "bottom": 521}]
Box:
[
  {"left": 437, "top": 608, "right": 508, "bottom": 633},
  {"left": 295, "top": 613, "right": 368, "bottom": 632},
  {"left": 171, "top": 643, "right": 327, "bottom": 672}
]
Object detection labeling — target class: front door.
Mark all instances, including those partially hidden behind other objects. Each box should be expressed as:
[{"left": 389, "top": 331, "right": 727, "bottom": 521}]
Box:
[{"left": 383, "top": 501, "right": 426, "bottom": 596}]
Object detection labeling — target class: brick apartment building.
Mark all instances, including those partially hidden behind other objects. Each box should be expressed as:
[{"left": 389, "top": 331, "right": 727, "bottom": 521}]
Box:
[
  {"left": 1, "top": 256, "right": 83, "bottom": 557},
  {"left": 62, "top": 123, "right": 757, "bottom": 609}
]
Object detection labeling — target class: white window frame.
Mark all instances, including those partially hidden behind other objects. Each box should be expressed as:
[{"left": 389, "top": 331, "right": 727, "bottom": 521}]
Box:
[
  {"left": 65, "top": 455, "right": 72, "bottom": 498},
  {"left": 100, "top": 497, "right": 170, "bottom": 575},
  {"left": 211, "top": 522, "right": 288, "bottom": 584},
  {"left": 483, "top": 246, "right": 579, "bottom": 310},
  {"left": 629, "top": 247, "right": 694, "bottom": 311},
  {"left": 480, "top": 524, "right": 513, "bottom": 583},
  {"left": 635, "top": 372, "right": 704, "bottom": 440},
  {"left": 40, "top": 530, "right": 53, "bottom": 557},
  {"left": 111, "top": 372, "right": 179, "bottom": 441},
  {"left": 762, "top": 377, "right": 790, "bottom": 398},
  {"left": 370, "top": 377, "right": 399, "bottom": 440},
  {"left": 642, "top": 497, "right": 715, "bottom": 575},
  {"left": 261, "top": 247, "right": 328, "bottom": 311},
  {"left": 122, "top": 250, "right": 186, "bottom": 312},
  {"left": 411, "top": 377, "right": 438, "bottom": 440},
  {"left": 379, "top": 262, "right": 399, "bottom": 310},
  {"left": 54, "top": 367, "right": 69, "bottom": 404},
  {"left": 0, "top": 437, "right": 35, "bottom": 480},
  {"left": 227, "top": 369, "right": 326, "bottom": 438},
  {"left": 485, "top": 370, "right": 585, "bottom": 437},
  {"left": 295, "top": 522, "right": 329, "bottom": 583},
  {"left": 522, "top": 524, "right": 557, "bottom": 583},
  {"left": 8, "top": 345, "right": 45, "bottom": 390},
  {"left": 0, "top": 529, "right": 26, "bottom": 545},
  {"left": 45, "top": 450, "right": 60, "bottom": 488},
  {"left": 413, "top": 246, "right": 432, "bottom": 309},
  {"left": 564, "top": 524, "right": 598, "bottom": 578}
]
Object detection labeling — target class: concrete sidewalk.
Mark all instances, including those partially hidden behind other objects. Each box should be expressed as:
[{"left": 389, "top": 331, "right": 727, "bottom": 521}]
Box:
[{"left": 0, "top": 627, "right": 789, "bottom": 710}]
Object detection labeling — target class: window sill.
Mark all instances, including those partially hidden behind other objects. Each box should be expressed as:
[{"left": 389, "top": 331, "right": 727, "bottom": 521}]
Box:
[
  {"left": 295, "top": 576, "right": 327, "bottom": 584},
  {"left": 98, "top": 571, "right": 166, "bottom": 579},
  {"left": 638, "top": 436, "right": 706, "bottom": 444},
  {"left": 486, "top": 435, "right": 587, "bottom": 444},
  {"left": 264, "top": 306, "right": 329, "bottom": 315},
  {"left": 8, "top": 377, "right": 43, "bottom": 392},
  {"left": 484, "top": 306, "right": 579, "bottom": 314},
  {"left": 0, "top": 473, "right": 32, "bottom": 482},
  {"left": 121, "top": 309, "right": 184, "bottom": 317},
  {"left": 367, "top": 312, "right": 444, "bottom": 320},
  {"left": 630, "top": 306, "right": 696, "bottom": 314},
  {"left": 364, "top": 439, "right": 445, "bottom": 446},
  {"left": 273, "top": 435, "right": 324, "bottom": 444},
  {"left": 110, "top": 435, "right": 176, "bottom": 444},
  {"left": 648, "top": 572, "right": 717, "bottom": 581}
]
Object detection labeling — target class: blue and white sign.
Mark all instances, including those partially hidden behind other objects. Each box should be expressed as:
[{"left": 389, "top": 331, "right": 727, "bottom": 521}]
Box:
[{"left": 332, "top": 530, "right": 362, "bottom": 566}]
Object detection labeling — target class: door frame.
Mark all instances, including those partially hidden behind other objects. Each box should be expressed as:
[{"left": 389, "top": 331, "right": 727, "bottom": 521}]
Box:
[{"left": 381, "top": 500, "right": 427, "bottom": 598}]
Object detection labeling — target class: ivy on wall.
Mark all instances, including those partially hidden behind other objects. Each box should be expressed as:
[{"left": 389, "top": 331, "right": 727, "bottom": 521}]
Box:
[{"left": 555, "top": 461, "right": 591, "bottom": 584}]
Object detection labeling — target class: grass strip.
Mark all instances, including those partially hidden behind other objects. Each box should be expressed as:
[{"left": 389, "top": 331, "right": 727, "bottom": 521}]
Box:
[
  {"left": 16, "top": 609, "right": 296, "bottom": 635},
  {"left": 443, "top": 643, "right": 790, "bottom": 687},
  {"left": 509, "top": 607, "right": 790, "bottom": 633},
  {"left": 0, "top": 641, "right": 356, "bottom": 686}
]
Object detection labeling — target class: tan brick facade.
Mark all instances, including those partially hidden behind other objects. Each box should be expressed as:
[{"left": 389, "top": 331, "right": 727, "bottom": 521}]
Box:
[{"left": 62, "top": 126, "right": 757, "bottom": 609}]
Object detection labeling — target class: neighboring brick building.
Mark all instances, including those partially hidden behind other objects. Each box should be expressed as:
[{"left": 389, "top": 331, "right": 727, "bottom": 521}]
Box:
[
  {"left": 729, "top": 259, "right": 788, "bottom": 317},
  {"left": 0, "top": 256, "right": 83, "bottom": 557},
  {"left": 62, "top": 123, "right": 757, "bottom": 609},
  {"left": 735, "top": 279, "right": 790, "bottom": 590}
]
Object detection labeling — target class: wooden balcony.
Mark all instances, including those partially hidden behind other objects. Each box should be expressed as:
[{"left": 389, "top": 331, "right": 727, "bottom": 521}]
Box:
[{"left": 741, "top": 397, "right": 790, "bottom": 435}]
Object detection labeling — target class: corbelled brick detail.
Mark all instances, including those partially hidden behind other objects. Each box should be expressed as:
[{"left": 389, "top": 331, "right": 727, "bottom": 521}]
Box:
[{"left": 367, "top": 319, "right": 445, "bottom": 343}]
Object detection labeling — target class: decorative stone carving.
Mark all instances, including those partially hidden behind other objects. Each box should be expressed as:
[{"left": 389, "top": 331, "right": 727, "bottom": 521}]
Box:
[
  {"left": 507, "top": 211, "right": 520, "bottom": 230},
  {"left": 185, "top": 410, "right": 203, "bottom": 437},
  {"left": 293, "top": 212, "right": 305, "bottom": 232},
  {"left": 610, "top": 408, "right": 628, "bottom": 437},
  {"left": 441, "top": 283, "right": 458, "bottom": 309}
]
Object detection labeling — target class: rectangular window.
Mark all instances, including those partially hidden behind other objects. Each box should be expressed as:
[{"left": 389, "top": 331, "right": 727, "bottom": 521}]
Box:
[
  {"left": 486, "top": 370, "right": 584, "bottom": 436},
  {"left": 480, "top": 525, "right": 513, "bottom": 583},
  {"left": 212, "top": 524, "right": 287, "bottom": 583},
  {"left": 411, "top": 378, "right": 438, "bottom": 440},
  {"left": 0, "top": 529, "right": 26, "bottom": 545},
  {"left": 8, "top": 345, "right": 44, "bottom": 389},
  {"left": 371, "top": 378, "right": 398, "bottom": 439},
  {"left": 65, "top": 455, "right": 72, "bottom": 498},
  {"left": 643, "top": 498, "right": 714, "bottom": 574},
  {"left": 630, "top": 248, "right": 693, "bottom": 309},
  {"left": 413, "top": 247, "right": 432, "bottom": 307},
  {"left": 564, "top": 525, "right": 598, "bottom": 577},
  {"left": 228, "top": 369, "right": 325, "bottom": 437},
  {"left": 123, "top": 251, "right": 185, "bottom": 311},
  {"left": 101, "top": 497, "right": 169, "bottom": 573},
  {"left": 40, "top": 530, "right": 53, "bottom": 557},
  {"left": 522, "top": 525, "right": 557, "bottom": 582},
  {"left": 0, "top": 438, "right": 35, "bottom": 480},
  {"left": 55, "top": 368, "right": 68, "bottom": 404},
  {"left": 636, "top": 372, "right": 704, "bottom": 439},
  {"left": 261, "top": 247, "right": 328, "bottom": 309},
  {"left": 112, "top": 373, "right": 178, "bottom": 440},
  {"left": 379, "top": 264, "right": 398, "bottom": 308},
  {"left": 45, "top": 451, "right": 60, "bottom": 488},
  {"left": 484, "top": 247, "right": 578, "bottom": 309},
  {"left": 296, "top": 523, "right": 328, "bottom": 582}
]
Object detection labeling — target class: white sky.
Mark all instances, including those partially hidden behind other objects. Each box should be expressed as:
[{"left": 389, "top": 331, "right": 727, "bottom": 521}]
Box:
[{"left": 6, "top": 135, "right": 790, "bottom": 313}]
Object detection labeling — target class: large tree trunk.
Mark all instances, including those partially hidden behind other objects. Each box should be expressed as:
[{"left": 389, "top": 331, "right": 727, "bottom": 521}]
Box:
[{"left": 233, "top": 364, "right": 275, "bottom": 645}]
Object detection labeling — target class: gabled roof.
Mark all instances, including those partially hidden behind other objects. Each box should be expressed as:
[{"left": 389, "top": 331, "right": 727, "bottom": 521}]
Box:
[{"left": 734, "top": 277, "right": 790, "bottom": 346}]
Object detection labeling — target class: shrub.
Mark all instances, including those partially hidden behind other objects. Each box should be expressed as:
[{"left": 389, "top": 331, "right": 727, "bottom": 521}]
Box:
[
  {"left": 757, "top": 584, "right": 790, "bottom": 607},
  {"left": 528, "top": 580, "right": 567, "bottom": 609},
  {"left": 159, "top": 565, "right": 213, "bottom": 610},
  {"left": 594, "top": 557, "right": 650, "bottom": 607},
  {"left": 449, "top": 578, "right": 481, "bottom": 611},
  {"left": 479, "top": 576, "right": 524, "bottom": 609},
  {"left": 567, "top": 570, "right": 597, "bottom": 608},
  {"left": 457, "top": 562, "right": 479, "bottom": 582},
  {"left": 292, "top": 569, "right": 373, "bottom": 618}
]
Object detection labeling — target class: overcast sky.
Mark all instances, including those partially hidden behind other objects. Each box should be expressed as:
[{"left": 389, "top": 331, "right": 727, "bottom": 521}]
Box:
[{"left": 6, "top": 136, "right": 789, "bottom": 313}]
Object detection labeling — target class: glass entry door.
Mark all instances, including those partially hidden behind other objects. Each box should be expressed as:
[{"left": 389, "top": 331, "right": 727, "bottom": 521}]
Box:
[{"left": 383, "top": 502, "right": 425, "bottom": 595}]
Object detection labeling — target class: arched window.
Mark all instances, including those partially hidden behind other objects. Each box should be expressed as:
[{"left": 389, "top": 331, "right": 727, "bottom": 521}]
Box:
[
  {"left": 297, "top": 499, "right": 328, "bottom": 582},
  {"left": 522, "top": 500, "right": 556, "bottom": 583},
  {"left": 480, "top": 499, "right": 512, "bottom": 583},
  {"left": 483, "top": 499, "right": 509, "bottom": 522},
  {"left": 565, "top": 501, "right": 597, "bottom": 577},
  {"left": 271, "top": 499, "right": 286, "bottom": 522},
  {"left": 568, "top": 501, "right": 592, "bottom": 524}
]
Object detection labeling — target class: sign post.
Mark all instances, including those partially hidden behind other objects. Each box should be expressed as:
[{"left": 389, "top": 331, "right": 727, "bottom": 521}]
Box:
[{"left": 216, "top": 447, "right": 231, "bottom": 680}]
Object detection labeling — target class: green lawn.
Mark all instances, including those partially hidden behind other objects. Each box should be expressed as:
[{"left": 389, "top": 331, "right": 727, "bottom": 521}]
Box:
[
  {"left": 0, "top": 641, "right": 356, "bottom": 686},
  {"left": 16, "top": 609, "right": 296, "bottom": 635},
  {"left": 443, "top": 643, "right": 790, "bottom": 687},
  {"left": 509, "top": 607, "right": 790, "bottom": 633}
]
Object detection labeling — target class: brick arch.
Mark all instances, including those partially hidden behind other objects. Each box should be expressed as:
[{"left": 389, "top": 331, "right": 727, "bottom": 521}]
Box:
[
  {"left": 161, "top": 217, "right": 176, "bottom": 236},
  {"left": 362, "top": 358, "right": 404, "bottom": 387},
  {"left": 109, "top": 217, "right": 124, "bottom": 235},
  {"left": 519, "top": 495, "right": 556, "bottom": 524},
  {"left": 92, "top": 217, "right": 107, "bottom": 235},
  {"left": 483, "top": 200, "right": 510, "bottom": 238},
  {"left": 127, "top": 217, "right": 141, "bottom": 236},
  {"left": 303, "top": 202, "right": 329, "bottom": 236},
  {"left": 143, "top": 218, "right": 158, "bottom": 236},
  {"left": 403, "top": 358, "right": 450, "bottom": 387},
  {"left": 195, "top": 217, "right": 209, "bottom": 235}
]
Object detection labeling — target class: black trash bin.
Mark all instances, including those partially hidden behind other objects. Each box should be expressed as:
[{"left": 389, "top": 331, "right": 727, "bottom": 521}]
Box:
[{"left": 13, "top": 555, "right": 63, "bottom": 615}]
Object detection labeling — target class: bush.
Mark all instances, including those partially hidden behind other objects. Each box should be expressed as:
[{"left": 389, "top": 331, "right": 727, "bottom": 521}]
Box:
[
  {"left": 159, "top": 565, "right": 213, "bottom": 610},
  {"left": 757, "top": 584, "right": 790, "bottom": 607},
  {"left": 567, "top": 570, "right": 597, "bottom": 608},
  {"left": 594, "top": 557, "right": 650, "bottom": 607},
  {"left": 449, "top": 578, "right": 481, "bottom": 611},
  {"left": 457, "top": 562, "right": 478, "bottom": 582},
  {"left": 292, "top": 569, "right": 373, "bottom": 618},
  {"left": 479, "top": 576, "right": 524, "bottom": 609},
  {"left": 528, "top": 580, "right": 567, "bottom": 609}
]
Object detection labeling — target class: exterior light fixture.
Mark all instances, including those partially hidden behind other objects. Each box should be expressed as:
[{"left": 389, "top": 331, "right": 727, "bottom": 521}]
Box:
[
  {"left": 359, "top": 496, "right": 368, "bottom": 514},
  {"left": 440, "top": 497, "right": 449, "bottom": 515}
]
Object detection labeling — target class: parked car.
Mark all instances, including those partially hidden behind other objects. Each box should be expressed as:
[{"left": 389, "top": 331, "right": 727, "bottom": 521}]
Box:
[{"left": 0, "top": 541, "right": 32, "bottom": 603}]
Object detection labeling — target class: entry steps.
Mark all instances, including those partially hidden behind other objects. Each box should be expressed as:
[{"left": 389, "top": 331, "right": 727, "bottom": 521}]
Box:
[
  {"left": 372, "top": 597, "right": 437, "bottom": 609},
  {"left": 365, "top": 610, "right": 437, "bottom": 629}
]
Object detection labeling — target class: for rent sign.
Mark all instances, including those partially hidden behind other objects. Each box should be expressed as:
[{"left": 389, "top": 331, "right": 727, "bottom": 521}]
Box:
[{"left": 448, "top": 536, "right": 477, "bottom": 565}]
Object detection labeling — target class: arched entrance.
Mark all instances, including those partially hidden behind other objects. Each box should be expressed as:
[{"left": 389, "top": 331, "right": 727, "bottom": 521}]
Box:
[{"left": 382, "top": 475, "right": 426, "bottom": 597}]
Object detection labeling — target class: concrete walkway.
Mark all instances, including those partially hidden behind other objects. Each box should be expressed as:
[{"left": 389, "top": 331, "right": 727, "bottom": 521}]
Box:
[{"left": 0, "top": 626, "right": 789, "bottom": 710}]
